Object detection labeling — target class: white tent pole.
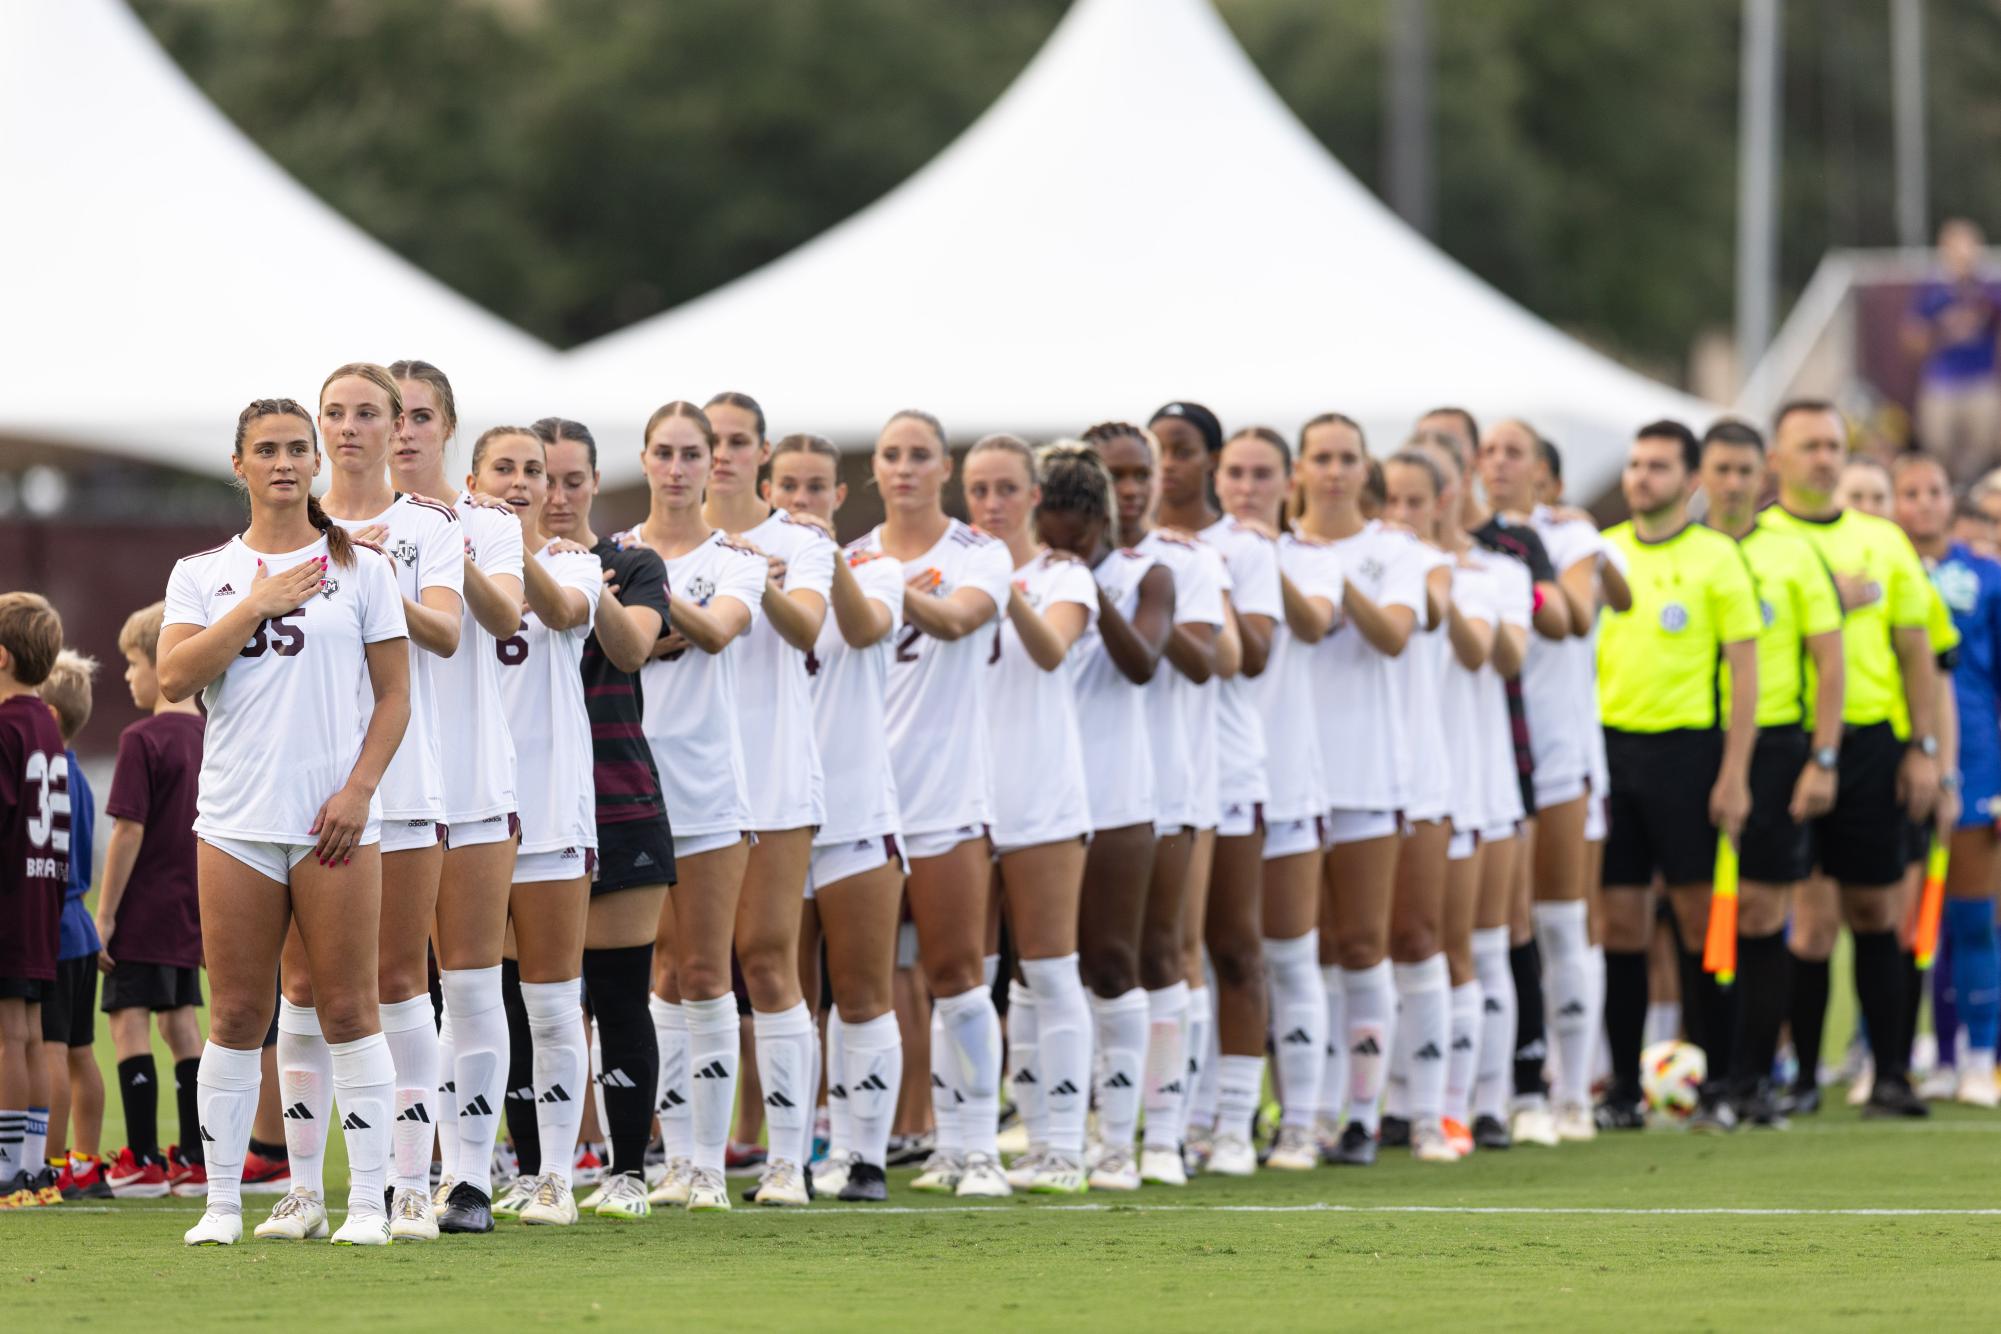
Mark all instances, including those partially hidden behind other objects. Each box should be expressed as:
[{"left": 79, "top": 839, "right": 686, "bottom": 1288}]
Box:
[
  {"left": 1736, "top": 0, "right": 1785, "bottom": 383},
  {"left": 1891, "top": 0, "right": 1928, "bottom": 249},
  {"left": 1385, "top": 0, "right": 1434, "bottom": 236}
]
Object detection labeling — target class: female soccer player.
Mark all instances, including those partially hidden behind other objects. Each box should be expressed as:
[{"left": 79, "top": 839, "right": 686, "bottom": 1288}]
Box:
[
  {"left": 765, "top": 435, "right": 907, "bottom": 1203},
  {"left": 1213, "top": 427, "right": 1342, "bottom": 1171},
  {"left": 962, "top": 436, "right": 1096, "bottom": 1194},
  {"left": 623, "top": 402, "right": 766, "bottom": 1212},
  {"left": 386, "top": 360, "right": 525, "bottom": 1233},
  {"left": 856, "top": 410, "right": 1014, "bottom": 1198},
  {"left": 473, "top": 427, "right": 603, "bottom": 1228},
  {"left": 701, "top": 393, "right": 834, "bottom": 1203},
  {"left": 533, "top": 417, "right": 674, "bottom": 1220},
  {"left": 161, "top": 399, "right": 410, "bottom": 1246},
  {"left": 1049, "top": 432, "right": 1173, "bottom": 1192},
  {"left": 262, "top": 364, "right": 463, "bottom": 1243},
  {"left": 1293, "top": 413, "right": 1427, "bottom": 1167}
]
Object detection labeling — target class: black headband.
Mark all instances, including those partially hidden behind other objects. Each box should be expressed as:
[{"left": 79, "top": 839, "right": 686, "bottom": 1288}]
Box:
[{"left": 1149, "top": 401, "right": 1224, "bottom": 455}]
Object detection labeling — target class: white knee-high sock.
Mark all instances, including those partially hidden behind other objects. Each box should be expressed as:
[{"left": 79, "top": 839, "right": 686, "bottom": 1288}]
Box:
[
  {"left": 589, "top": 1016, "right": 607, "bottom": 1138},
  {"left": 276, "top": 999, "right": 332, "bottom": 1199},
  {"left": 1342, "top": 961, "right": 1395, "bottom": 1133},
  {"left": 1319, "top": 965, "right": 1348, "bottom": 1124},
  {"left": 23, "top": 1106, "right": 47, "bottom": 1175},
  {"left": 1141, "top": 982, "right": 1190, "bottom": 1151},
  {"left": 1394, "top": 956, "right": 1450, "bottom": 1123},
  {"left": 441, "top": 967, "right": 506, "bottom": 1196},
  {"left": 1472, "top": 928, "right": 1516, "bottom": 1122},
  {"left": 1185, "top": 982, "right": 1217, "bottom": 1136},
  {"left": 1533, "top": 900, "right": 1592, "bottom": 1109},
  {"left": 1020, "top": 955, "right": 1090, "bottom": 1156},
  {"left": 752, "top": 1002, "right": 817, "bottom": 1169},
  {"left": 1265, "top": 933, "right": 1325, "bottom": 1130},
  {"left": 379, "top": 994, "right": 438, "bottom": 1194},
  {"left": 330, "top": 1032, "right": 395, "bottom": 1220},
  {"left": 929, "top": 1007, "right": 962, "bottom": 1155},
  {"left": 936, "top": 985, "right": 1002, "bottom": 1159},
  {"left": 839, "top": 1011, "right": 902, "bottom": 1169},
  {"left": 648, "top": 994, "right": 692, "bottom": 1162},
  {"left": 195, "top": 1041, "right": 261, "bottom": 1216},
  {"left": 1090, "top": 989, "right": 1148, "bottom": 1154},
  {"left": 435, "top": 1002, "right": 459, "bottom": 1183},
  {"left": 1447, "top": 979, "right": 1483, "bottom": 1125},
  {"left": 1215, "top": 1054, "right": 1264, "bottom": 1141},
  {"left": 683, "top": 995, "right": 738, "bottom": 1175},
  {"left": 1586, "top": 942, "right": 1610, "bottom": 1083},
  {"left": 825, "top": 1008, "right": 852, "bottom": 1163},
  {"left": 519, "top": 980, "right": 587, "bottom": 1186},
  {"left": 1006, "top": 980, "right": 1044, "bottom": 1152},
  {"left": 1384, "top": 991, "right": 1411, "bottom": 1121}
]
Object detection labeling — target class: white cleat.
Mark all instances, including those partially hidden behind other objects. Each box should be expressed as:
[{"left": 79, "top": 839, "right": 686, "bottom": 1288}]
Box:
[
  {"left": 1139, "top": 1146, "right": 1187, "bottom": 1187},
  {"left": 577, "top": 1182, "right": 607, "bottom": 1211},
  {"left": 811, "top": 1154, "right": 852, "bottom": 1198},
  {"left": 183, "top": 1209, "right": 242, "bottom": 1246},
  {"left": 647, "top": 1157, "right": 693, "bottom": 1206},
  {"left": 430, "top": 1174, "right": 455, "bottom": 1213},
  {"left": 1086, "top": 1147, "right": 1141, "bottom": 1192},
  {"left": 686, "top": 1166, "right": 731, "bottom": 1212},
  {"left": 1004, "top": 1148, "right": 1045, "bottom": 1190},
  {"left": 910, "top": 1149, "right": 965, "bottom": 1194},
  {"left": 754, "top": 1159, "right": 811, "bottom": 1207},
  {"left": 1917, "top": 1067, "right": 1960, "bottom": 1101},
  {"left": 519, "top": 1173, "right": 578, "bottom": 1226},
  {"left": 1411, "top": 1118, "right": 1461, "bottom": 1163},
  {"left": 1554, "top": 1103, "right": 1597, "bottom": 1143},
  {"left": 490, "top": 1174, "right": 534, "bottom": 1219},
  {"left": 330, "top": 1211, "right": 393, "bottom": 1246},
  {"left": 1265, "top": 1125, "right": 1318, "bottom": 1172},
  {"left": 253, "top": 1188, "right": 330, "bottom": 1241},
  {"left": 1957, "top": 1065, "right": 2001, "bottom": 1109},
  {"left": 1205, "top": 1133, "right": 1256, "bottom": 1177},
  {"left": 389, "top": 1186, "right": 439, "bottom": 1241},
  {"left": 1846, "top": 1059, "right": 1875, "bottom": 1107},
  {"left": 1510, "top": 1103, "right": 1561, "bottom": 1148},
  {"left": 1028, "top": 1150, "right": 1087, "bottom": 1195},
  {"left": 594, "top": 1172, "right": 651, "bottom": 1220},
  {"left": 954, "top": 1152, "right": 1013, "bottom": 1198}
]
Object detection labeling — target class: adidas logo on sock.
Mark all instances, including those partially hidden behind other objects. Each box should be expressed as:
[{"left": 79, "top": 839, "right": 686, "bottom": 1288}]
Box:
[
  {"left": 460, "top": 1095, "right": 493, "bottom": 1117},
  {"left": 1516, "top": 1039, "right": 1547, "bottom": 1062},
  {"left": 1452, "top": 1036, "right": 1475, "bottom": 1051},
  {"left": 508, "top": 1084, "right": 536, "bottom": 1102},
  {"left": 658, "top": 1090, "right": 687, "bottom": 1110},
  {"left": 1413, "top": 1042, "right": 1443, "bottom": 1062},
  {"left": 396, "top": 1105, "right": 432, "bottom": 1124},
  {"left": 830, "top": 1084, "right": 848, "bottom": 1100},
  {"left": 439, "top": 1080, "right": 456, "bottom": 1094},
  {"left": 1049, "top": 1079, "right": 1080, "bottom": 1097},
  {"left": 1161, "top": 1079, "right": 1184, "bottom": 1095},
  {"left": 1281, "top": 1027, "right": 1313, "bottom": 1045},
  {"left": 1558, "top": 1000, "right": 1586, "bottom": 1019},
  {"left": 1352, "top": 1036, "right": 1383, "bottom": 1057},
  {"left": 1483, "top": 998, "right": 1504, "bottom": 1014},
  {"left": 341, "top": 1113, "right": 370, "bottom": 1131},
  {"left": 857, "top": 1073, "right": 889, "bottom": 1092},
  {"left": 282, "top": 1102, "right": 313, "bottom": 1121},
  {"left": 930, "top": 1073, "right": 946, "bottom": 1089},
  {"left": 952, "top": 1090, "right": 965, "bottom": 1105},
  {"left": 199, "top": 1125, "right": 216, "bottom": 1142},
  {"left": 1013, "top": 1069, "right": 1038, "bottom": 1085},
  {"left": 596, "top": 1069, "right": 638, "bottom": 1089},
  {"left": 539, "top": 1085, "right": 572, "bottom": 1104},
  {"left": 692, "top": 1062, "right": 729, "bottom": 1080},
  {"left": 1104, "top": 1072, "right": 1134, "bottom": 1089},
  {"left": 131, "top": 1072, "right": 150, "bottom": 1085},
  {"left": 764, "top": 1091, "right": 796, "bottom": 1109}
]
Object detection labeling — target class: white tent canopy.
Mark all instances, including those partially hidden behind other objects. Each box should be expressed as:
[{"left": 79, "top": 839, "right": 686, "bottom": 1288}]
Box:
[
  {"left": 566, "top": 0, "right": 1710, "bottom": 494},
  {"left": 0, "top": 0, "right": 557, "bottom": 474}
]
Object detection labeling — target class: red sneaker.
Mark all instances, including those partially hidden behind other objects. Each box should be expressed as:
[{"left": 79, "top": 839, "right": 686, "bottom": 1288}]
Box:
[
  {"left": 572, "top": 1142, "right": 607, "bottom": 1185},
  {"left": 106, "top": 1146, "right": 170, "bottom": 1199},
  {"left": 240, "top": 1149, "right": 292, "bottom": 1195},
  {"left": 164, "top": 1145, "right": 196, "bottom": 1195},
  {"left": 63, "top": 1155, "right": 113, "bottom": 1201},
  {"left": 724, "top": 1141, "right": 767, "bottom": 1171},
  {"left": 1441, "top": 1117, "right": 1475, "bottom": 1159},
  {"left": 170, "top": 1159, "right": 209, "bottom": 1199}
]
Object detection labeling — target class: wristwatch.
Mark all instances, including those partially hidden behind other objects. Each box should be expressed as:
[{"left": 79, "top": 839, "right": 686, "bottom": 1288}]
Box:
[
  {"left": 1941, "top": 771, "right": 1963, "bottom": 794},
  {"left": 1811, "top": 745, "right": 1839, "bottom": 772},
  {"left": 1913, "top": 735, "right": 1940, "bottom": 759}
]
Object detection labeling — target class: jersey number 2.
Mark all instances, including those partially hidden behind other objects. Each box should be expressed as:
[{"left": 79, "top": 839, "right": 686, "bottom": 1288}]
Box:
[{"left": 240, "top": 612, "right": 306, "bottom": 658}]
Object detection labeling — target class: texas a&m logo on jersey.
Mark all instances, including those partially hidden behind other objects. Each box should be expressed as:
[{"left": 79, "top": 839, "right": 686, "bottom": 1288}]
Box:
[
  {"left": 389, "top": 537, "right": 419, "bottom": 568},
  {"left": 685, "top": 575, "right": 717, "bottom": 607}
]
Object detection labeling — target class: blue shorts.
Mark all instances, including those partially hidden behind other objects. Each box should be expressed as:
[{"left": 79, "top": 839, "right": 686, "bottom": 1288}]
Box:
[{"left": 1960, "top": 753, "right": 2001, "bottom": 828}]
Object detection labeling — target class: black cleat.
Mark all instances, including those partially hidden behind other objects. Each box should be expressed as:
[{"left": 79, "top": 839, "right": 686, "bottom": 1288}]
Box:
[
  {"left": 837, "top": 1162, "right": 887, "bottom": 1202},
  {"left": 1686, "top": 1092, "right": 1738, "bottom": 1134},
  {"left": 1736, "top": 1084, "right": 1790, "bottom": 1130},
  {"left": 1377, "top": 1115, "right": 1411, "bottom": 1149},
  {"left": 1594, "top": 1097, "right": 1647, "bottom": 1131},
  {"left": 437, "top": 1181, "right": 494, "bottom": 1233},
  {"left": 1472, "top": 1114, "right": 1512, "bottom": 1150},
  {"left": 1780, "top": 1084, "right": 1821, "bottom": 1117},
  {"left": 1862, "top": 1077, "right": 1930, "bottom": 1120},
  {"left": 1330, "top": 1121, "right": 1377, "bottom": 1166}
]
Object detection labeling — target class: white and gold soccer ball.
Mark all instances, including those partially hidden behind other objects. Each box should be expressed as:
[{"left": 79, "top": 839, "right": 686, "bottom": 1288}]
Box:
[{"left": 1640, "top": 1040, "right": 1707, "bottom": 1119}]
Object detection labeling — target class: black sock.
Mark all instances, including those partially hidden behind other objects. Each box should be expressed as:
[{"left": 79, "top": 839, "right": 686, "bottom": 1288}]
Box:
[
  {"left": 583, "top": 944, "right": 658, "bottom": 1178},
  {"left": 1675, "top": 948, "right": 1738, "bottom": 1096},
  {"left": 1731, "top": 931, "right": 1790, "bottom": 1093},
  {"left": 1852, "top": 929, "right": 1908, "bottom": 1085},
  {"left": 118, "top": 1055, "right": 160, "bottom": 1158},
  {"left": 1788, "top": 953, "right": 1830, "bottom": 1090},
  {"left": 501, "top": 959, "right": 541, "bottom": 1176},
  {"left": 247, "top": 1137, "right": 288, "bottom": 1161},
  {"left": 1897, "top": 950, "right": 1925, "bottom": 1078},
  {"left": 1604, "top": 950, "right": 1649, "bottom": 1103},
  {"left": 1509, "top": 940, "right": 1548, "bottom": 1098},
  {"left": 173, "top": 1058, "right": 203, "bottom": 1165}
]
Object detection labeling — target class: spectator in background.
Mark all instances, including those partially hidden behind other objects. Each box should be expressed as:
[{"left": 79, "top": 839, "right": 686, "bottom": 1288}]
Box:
[{"left": 1904, "top": 218, "right": 2001, "bottom": 482}]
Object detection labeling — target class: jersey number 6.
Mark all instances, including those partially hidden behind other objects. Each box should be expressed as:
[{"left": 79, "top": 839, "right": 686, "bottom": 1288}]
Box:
[
  {"left": 240, "top": 612, "right": 306, "bottom": 658},
  {"left": 495, "top": 634, "right": 529, "bottom": 666}
]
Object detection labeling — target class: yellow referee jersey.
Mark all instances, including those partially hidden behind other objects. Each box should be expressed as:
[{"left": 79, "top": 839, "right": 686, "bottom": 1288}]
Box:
[
  {"left": 1726, "top": 515, "right": 1843, "bottom": 729},
  {"left": 1598, "top": 521, "right": 1762, "bottom": 732}
]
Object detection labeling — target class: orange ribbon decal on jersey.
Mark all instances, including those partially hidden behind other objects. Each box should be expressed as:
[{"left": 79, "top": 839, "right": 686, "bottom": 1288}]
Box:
[
  {"left": 1703, "top": 834, "right": 1738, "bottom": 986},
  {"left": 1912, "top": 836, "right": 1950, "bottom": 971}
]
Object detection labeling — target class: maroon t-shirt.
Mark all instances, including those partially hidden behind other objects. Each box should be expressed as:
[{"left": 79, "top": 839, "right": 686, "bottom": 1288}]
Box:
[
  {"left": 0, "top": 694, "right": 69, "bottom": 981},
  {"left": 104, "top": 711, "right": 204, "bottom": 969}
]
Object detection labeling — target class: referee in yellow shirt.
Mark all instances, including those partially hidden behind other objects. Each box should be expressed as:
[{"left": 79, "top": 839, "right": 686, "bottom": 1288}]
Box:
[{"left": 1596, "top": 421, "right": 1762, "bottom": 1129}]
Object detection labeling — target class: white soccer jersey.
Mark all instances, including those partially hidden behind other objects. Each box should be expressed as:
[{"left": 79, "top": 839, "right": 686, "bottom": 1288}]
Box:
[
  {"left": 431, "top": 495, "right": 523, "bottom": 823},
  {"left": 1069, "top": 547, "right": 1160, "bottom": 832},
  {"left": 1479, "top": 551, "right": 1534, "bottom": 828},
  {"left": 495, "top": 547, "right": 601, "bottom": 854},
  {"left": 857, "top": 519, "right": 1012, "bottom": 839},
  {"left": 330, "top": 494, "right": 462, "bottom": 823},
  {"left": 736, "top": 508, "right": 834, "bottom": 831},
  {"left": 1520, "top": 508, "right": 1603, "bottom": 791},
  {"left": 163, "top": 534, "right": 406, "bottom": 842},
  {"left": 1138, "top": 529, "right": 1226, "bottom": 828},
  {"left": 1310, "top": 521, "right": 1429, "bottom": 812},
  {"left": 1202, "top": 517, "right": 1284, "bottom": 812},
  {"left": 986, "top": 548, "right": 1096, "bottom": 848},
  {"left": 1258, "top": 534, "right": 1342, "bottom": 825},
  {"left": 810, "top": 548, "right": 905, "bottom": 846},
  {"left": 628, "top": 528, "right": 767, "bottom": 839},
  {"left": 1436, "top": 551, "right": 1497, "bottom": 831},
  {"left": 1399, "top": 546, "right": 1455, "bottom": 824}
]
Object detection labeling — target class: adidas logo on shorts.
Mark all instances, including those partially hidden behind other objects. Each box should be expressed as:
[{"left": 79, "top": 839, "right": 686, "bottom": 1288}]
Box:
[{"left": 633, "top": 852, "right": 654, "bottom": 868}]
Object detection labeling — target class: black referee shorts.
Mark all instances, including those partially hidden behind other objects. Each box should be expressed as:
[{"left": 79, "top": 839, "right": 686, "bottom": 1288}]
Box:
[
  {"left": 1740, "top": 726, "right": 1813, "bottom": 885},
  {"left": 1813, "top": 722, "right": 1908, "bottom": 889},
  {"left": 1603, "top": 727, "right": 1723, "bottom": 889}
]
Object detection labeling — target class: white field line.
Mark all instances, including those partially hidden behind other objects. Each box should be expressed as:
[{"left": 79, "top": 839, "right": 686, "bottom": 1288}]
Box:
[{"left": 23, "top": 1203, "right": 2001, "bottom": 1218}]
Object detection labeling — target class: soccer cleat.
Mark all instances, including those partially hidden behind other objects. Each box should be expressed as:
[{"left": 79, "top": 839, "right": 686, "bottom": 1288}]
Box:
[
  {"left": 61, "top": 1155, "right": 113, "bottom": 1201},
  {"left": 594, "top": 1172, "right": 651, "bottom": 1220},
  {"left": 754, "top": 1159, "right": 811, "bottom": 1207},
  {"left": 1781, "top": 1084, "right": 1821, "bottom": 1117},
  {"left": 572, "top": 1142, "right": 607, "bottom": 1186},
  {"left": 955, "top": 1151, "right": 1013, "bottom": 1198},
  {"left": 910, "top": 1149, "right": 965, "bottom": 1194},
  {"left": 1004, "top": 1148, "right": 1044, "bottom": 1190},
  {"left": 1264, "top": 1125, "right": 1317, "bottom": 1172},
  {"left": 1029, "top": 1150, "right": 1088, "bottom": 1195},
  {"left": 1205, "top": 1132, "right": 1256, "bottom": 1177},
  {"left": 812, "top": 1153, "right": 854, "bottom": 1198},
  {"left": 254, "top": 1188, "right": 330, "bottom": 1240},
  {"left": 1862, "top": 1078, "right": 1930, "bottom": 1120},
  {"left": 1845, "top": 1060, "right": 1875, "bottom": 1107},
  {"left": 519, "top": 1172, "right": 579, "bottom": 1226},
  {"left": 723, "top": 1141, "right": 767, "bottom": 1172},
  {"left": 239, "top": 1149, "right": 291, "bottom": 1195},
  {"left": 1312, "top": 1114, "right": 1344, "bottom": 1161},
  {"left": 1377, "top": 1115, "right": 1412, "bottom": 1149},
  {"left": 686, "top": 1166, "right": 732, "bottom": 1212},
  {"left": 1916, "top": 1067, "right": 1960, "bottom": 1101},
  {"left": 31, "top": 1168, "right": 64, "bottom": 1206},
  {"left": 331, "top": 1212, "right": 393, "bottom": 1246},
  {"left": 437, "top": 1181, "right": 495, "bottom": 1234},
  {"left": 1411, "top": 1118, "right": 1460, "bottom": 1162},
  {"left": 170, "top": 1160, "right": 209, "bottom": 1199},
  {"left": 1557, "top": 1102, "right": 1599, "bottom": 1141},
  {"left": 1139, "top": 1146, "right": 1188, "bottom": 1185},
  {"left": 1473, "top": 1114, "right": 1513, "bottom": 1151},
  {"left": 430, "top": 1174, "right": 456, "bottom": 1212},
  {"left": 183, "top": 1209, "right": 243, "bottom": 1246},
  {"left": 647, "top": 1158, "right": 693, "bottom": 1207},
  {"left": 1591, "top": 1097, "right": 1644, "bottom": 1133},
  {"left": 165, "top": 1145, "right": 196, "bottom": 1195},
  {"left": 0, "top": 1170, "right": 39, "bottom": 1209},
  {"left": 1183, "top": 1127, "right": 1214, "bottom": 1173},
  {"left": 106, "top": 1146, "right": 170, "bottom": 1199},
  {"left": 884, "top": 1132, "right": 932, "bottom": 1168},
  {"left": 1736, "top": 1087, "right": 1790, "bottom": 1130},
  {"left": 490, "top": 1174, "right": 534, "bottom": 1219},
  {"left": 1441, "top": 1117, "right": 1475, "bottom": 1158},
  {"left": 1958, "top": 1074, "right": 2000, "bottom": 1109},
  {"left": 837, "top": 1161, "right": 888, "bottom": 1202},
  {"left": 1330, "top": 1122, "right": 1377, "bottom": 1167},
  {"left": 1686, "top": 1095, "right": 1738, "bottom": 1135},
  {"left": 389, "top": 1186, "right": 440, "bottom": 1241},
  {"left": 1087, "top": 1148, "right": 1141, "bottom": 1192}
]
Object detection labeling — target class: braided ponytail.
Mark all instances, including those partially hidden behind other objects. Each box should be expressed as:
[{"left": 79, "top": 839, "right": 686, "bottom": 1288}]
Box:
[{"left": 305, "top": 492, "right": 356, "bottom": 568}]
